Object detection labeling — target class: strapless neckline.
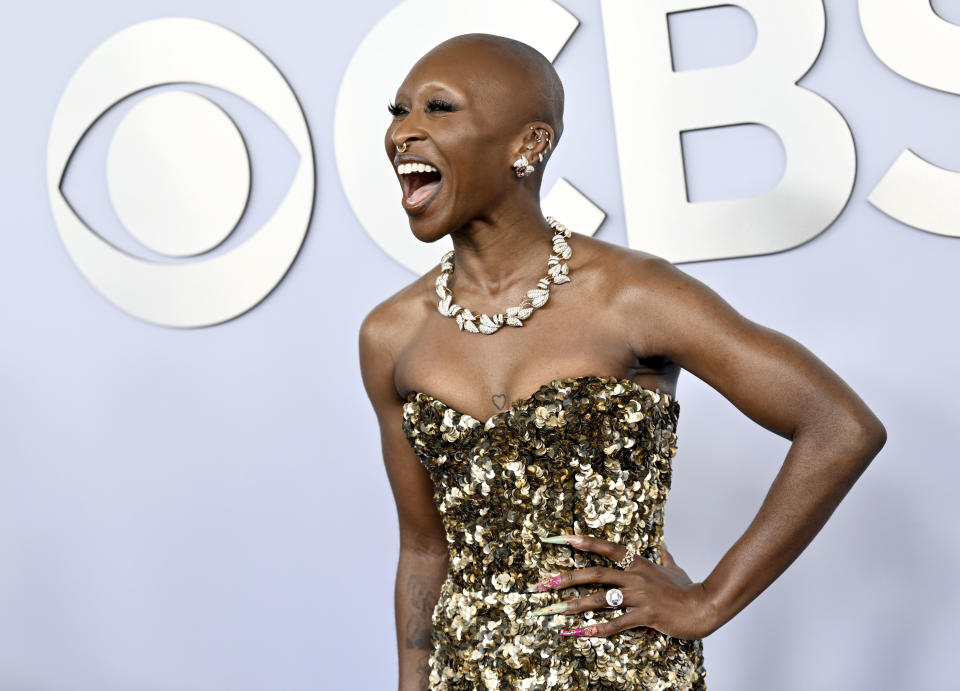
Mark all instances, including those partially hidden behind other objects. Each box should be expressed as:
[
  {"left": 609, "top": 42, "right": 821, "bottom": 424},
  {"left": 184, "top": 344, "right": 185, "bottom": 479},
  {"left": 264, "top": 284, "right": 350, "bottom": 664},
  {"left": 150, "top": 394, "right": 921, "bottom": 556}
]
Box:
[{"left": 405, "top": 374, "right": 676, "bottom": 428}]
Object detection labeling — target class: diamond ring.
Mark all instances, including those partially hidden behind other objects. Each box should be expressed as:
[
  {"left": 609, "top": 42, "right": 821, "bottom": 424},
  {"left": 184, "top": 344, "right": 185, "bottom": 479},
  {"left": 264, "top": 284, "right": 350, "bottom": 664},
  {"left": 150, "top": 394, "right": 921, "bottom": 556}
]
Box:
[
  {"left": 605, "top": 587, "right": 624, "bottom": 607},
  {"left": 615, "top": 544, "right": 636, "bottom": 569}
]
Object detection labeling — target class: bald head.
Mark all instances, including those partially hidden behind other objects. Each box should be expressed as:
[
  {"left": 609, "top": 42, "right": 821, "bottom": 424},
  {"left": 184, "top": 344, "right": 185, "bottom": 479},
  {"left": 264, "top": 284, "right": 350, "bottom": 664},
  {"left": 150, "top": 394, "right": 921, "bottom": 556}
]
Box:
[
  {"left": 417, "top": 33, "right": 565, "bottom": 145},
  {"left": 386, "top": 33, "right": 568, "bottom": 230}
]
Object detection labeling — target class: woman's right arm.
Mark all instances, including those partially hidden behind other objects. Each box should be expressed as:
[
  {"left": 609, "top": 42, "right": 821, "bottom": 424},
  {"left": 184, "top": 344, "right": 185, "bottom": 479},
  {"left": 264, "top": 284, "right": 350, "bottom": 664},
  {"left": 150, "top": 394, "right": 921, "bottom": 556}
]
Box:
[{"left": 359, "top": 306, "right": 449, "bottom": 691}]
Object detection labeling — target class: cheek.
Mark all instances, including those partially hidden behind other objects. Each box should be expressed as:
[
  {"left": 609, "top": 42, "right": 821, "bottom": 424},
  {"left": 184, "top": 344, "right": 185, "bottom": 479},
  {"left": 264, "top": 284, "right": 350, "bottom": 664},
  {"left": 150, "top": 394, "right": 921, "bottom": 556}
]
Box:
[{"left": 446, "top": 140, "right": 509, "bottom": 193}]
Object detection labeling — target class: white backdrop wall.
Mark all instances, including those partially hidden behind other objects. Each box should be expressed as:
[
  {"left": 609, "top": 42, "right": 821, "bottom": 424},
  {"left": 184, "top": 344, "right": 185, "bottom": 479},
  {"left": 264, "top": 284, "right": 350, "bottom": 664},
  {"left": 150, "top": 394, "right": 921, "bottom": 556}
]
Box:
[{"left": 1, "top": 1, "right": 957, "bottom": 690}]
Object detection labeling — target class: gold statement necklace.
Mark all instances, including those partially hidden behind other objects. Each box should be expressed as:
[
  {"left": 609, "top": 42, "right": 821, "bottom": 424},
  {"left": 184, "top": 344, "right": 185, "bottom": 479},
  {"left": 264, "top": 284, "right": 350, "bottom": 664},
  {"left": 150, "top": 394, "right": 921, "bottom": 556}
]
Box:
[{"left": 435, "top": 217, "right": 572, "bottom": 335}]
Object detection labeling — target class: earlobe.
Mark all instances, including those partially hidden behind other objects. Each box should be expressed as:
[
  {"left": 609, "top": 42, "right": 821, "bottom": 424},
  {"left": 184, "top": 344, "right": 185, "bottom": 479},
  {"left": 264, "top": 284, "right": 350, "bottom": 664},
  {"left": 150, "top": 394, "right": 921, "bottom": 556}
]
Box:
[{"left": 512, "top": 154, "right": 535, "bottom": 178}]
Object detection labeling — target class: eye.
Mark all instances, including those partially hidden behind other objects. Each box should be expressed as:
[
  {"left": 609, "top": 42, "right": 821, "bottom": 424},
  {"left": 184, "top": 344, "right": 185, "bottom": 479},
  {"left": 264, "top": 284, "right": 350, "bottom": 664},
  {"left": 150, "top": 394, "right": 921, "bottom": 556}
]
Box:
[
  {"left": 387, "top": 100, "right": 408, "bottom": 117},
  {"left": 426, "top": 97, "right": 455, "bottom": 112},
  {"left": 62, "top": 87, "right": 298, "bottom": 261}
]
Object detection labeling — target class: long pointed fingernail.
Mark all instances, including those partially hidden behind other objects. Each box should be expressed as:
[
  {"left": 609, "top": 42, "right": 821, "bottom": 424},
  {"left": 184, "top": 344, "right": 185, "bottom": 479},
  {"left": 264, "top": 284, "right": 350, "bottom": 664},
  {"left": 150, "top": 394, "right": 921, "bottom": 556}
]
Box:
[
  {"left": 526, "top": 574, "right": 563, "bottom": 592},
  {"left": 559, "top": 625, "right": 598, "bottom": 637},
  {"left": 540, "top": 534, "right": 573, "bottom": 544},
  {"left": 530, "top": 601, "right": 569, "bottom": 616}
]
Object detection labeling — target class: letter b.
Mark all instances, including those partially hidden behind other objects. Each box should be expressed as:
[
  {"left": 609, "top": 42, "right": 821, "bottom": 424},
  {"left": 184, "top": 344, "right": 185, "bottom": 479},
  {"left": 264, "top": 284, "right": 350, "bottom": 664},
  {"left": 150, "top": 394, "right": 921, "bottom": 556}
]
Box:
[{"left": 601, "top": 0, "right": 856, "bottom": 263}]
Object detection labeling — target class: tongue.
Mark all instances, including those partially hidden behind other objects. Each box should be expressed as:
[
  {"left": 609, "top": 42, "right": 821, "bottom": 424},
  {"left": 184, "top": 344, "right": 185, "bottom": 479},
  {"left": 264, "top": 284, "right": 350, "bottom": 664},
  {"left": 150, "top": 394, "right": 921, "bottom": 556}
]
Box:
[{"left": 407, "top": 179, "right": 441, "bottom": 206}]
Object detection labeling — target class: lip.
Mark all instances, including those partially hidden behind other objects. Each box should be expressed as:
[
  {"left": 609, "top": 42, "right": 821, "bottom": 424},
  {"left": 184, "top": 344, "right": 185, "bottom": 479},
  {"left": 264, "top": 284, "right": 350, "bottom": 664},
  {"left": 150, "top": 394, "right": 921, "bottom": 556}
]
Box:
[
  {"left": 394, "top": 153, "right": 444, "bottom": 216},
  {"left": 393, "top": 152, "right": 439, "bottom": 169}
]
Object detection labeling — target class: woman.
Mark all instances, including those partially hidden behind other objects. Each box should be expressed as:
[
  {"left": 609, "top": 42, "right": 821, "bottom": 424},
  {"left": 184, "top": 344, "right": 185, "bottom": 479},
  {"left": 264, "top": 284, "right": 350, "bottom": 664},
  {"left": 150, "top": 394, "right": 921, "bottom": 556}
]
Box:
[{"left": 358, "top": 33, "right": 886, "bottom": 691}]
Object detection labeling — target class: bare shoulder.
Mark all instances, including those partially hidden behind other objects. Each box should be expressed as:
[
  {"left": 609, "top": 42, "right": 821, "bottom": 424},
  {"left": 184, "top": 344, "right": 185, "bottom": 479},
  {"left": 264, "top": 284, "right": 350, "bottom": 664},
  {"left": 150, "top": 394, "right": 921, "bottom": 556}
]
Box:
[
  {"left": 585, "top": 236, "right": 768, "bottom": 377},
  {"left": 572, "top": 233, "right": 701, "bottom": 327},
  {"left": 571, "top": 231, "right": 677, "bottom": 279},
  {"left": 358, "top": 269, "right": 451, "bottom": 557},
  {"left": 358, "top": 267, "right": 439, "bottom": 409},
  {"left": 581, "top": 237, "right": 884, "bottom": 442}
]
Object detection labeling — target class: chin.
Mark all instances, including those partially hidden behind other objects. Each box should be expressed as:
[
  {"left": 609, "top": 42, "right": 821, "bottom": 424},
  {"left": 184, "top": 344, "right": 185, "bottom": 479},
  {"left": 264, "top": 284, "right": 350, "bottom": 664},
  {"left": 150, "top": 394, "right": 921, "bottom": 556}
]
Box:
[{"left": 407, "top": 212, "right": 454, "bottom": 244}]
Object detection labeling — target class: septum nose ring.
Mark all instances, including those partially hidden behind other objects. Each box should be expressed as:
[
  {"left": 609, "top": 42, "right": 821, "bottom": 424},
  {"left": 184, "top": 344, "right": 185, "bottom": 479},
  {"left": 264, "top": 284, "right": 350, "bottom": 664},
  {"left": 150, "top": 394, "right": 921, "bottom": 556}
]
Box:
[{"left": 396, "top": 141, "right": 408, "bottom": 153}]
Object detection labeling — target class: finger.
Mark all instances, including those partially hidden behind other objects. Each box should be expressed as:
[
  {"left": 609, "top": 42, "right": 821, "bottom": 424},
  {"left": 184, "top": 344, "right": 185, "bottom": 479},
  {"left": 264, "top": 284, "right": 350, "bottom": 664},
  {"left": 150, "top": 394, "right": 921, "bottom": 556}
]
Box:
[
  {"left": 536, "top": 566, "right": 627, "bottom": 591},
  {"left": 558, "top": 612, "right": 634, "bottom": 639},
  {"left": 530, "top": 590, "right": 611, "bottom": 617},
  {"left": 660, "top": 540, "right": 676, "bottom": 567},
  {"left": 541, "top": 533, "right": 628, "bottom": 563}
]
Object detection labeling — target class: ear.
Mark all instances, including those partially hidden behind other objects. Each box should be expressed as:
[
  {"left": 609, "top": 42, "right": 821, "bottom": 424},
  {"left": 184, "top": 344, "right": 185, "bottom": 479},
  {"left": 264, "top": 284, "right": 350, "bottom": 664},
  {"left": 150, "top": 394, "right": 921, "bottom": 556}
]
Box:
[{"left": 514, "top": 122, "right": 554, "bottom": 167}]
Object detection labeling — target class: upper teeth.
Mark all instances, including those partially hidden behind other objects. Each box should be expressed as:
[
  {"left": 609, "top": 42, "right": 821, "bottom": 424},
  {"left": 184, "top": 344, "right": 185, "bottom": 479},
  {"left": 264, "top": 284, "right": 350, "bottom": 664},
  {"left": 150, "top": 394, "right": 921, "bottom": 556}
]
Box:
[{"left": 397, "top": 162, "right": 438, "bottom": 174}]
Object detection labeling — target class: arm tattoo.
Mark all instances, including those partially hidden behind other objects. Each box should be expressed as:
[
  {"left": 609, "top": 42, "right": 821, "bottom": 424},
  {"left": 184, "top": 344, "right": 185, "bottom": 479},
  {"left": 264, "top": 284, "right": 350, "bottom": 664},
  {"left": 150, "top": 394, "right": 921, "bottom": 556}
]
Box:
[
  {"left": 404, "top": 573, "right": 437, "bottom": 650},
  {"left": 415, "top": 659, "right": 431, "bottom": 690}
]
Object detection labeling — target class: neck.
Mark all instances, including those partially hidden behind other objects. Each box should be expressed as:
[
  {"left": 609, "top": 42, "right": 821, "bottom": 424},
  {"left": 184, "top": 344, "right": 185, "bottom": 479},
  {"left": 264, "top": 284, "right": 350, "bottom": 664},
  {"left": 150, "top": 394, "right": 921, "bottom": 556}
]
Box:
[{"left": 447, "top": 198, "right": 555, "bottom": 298}]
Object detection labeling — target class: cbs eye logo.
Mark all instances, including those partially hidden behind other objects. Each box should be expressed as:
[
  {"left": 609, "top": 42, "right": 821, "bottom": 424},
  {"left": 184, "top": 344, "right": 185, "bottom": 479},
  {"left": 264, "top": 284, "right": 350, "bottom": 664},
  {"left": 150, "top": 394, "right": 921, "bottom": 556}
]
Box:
[{"left": 46, "top": 17, "right": 315, "bottom": 328}]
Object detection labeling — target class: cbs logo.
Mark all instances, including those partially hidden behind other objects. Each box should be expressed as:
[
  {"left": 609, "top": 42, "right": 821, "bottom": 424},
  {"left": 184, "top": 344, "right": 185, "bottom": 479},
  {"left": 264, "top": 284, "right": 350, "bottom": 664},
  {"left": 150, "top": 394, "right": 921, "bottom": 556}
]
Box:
[
  {"left": 49, "top": 2, "right": 960, "bottom": 327},
  {"left": 47, "top": 17, "right": 314, "bottom": 328}
]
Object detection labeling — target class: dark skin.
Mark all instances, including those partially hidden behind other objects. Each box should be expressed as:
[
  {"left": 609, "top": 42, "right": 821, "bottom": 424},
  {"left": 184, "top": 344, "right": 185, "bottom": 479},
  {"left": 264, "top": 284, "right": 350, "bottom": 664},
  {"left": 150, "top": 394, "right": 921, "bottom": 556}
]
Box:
[{"left": 359, "top": 33, "right": 887, "bottom": 691}]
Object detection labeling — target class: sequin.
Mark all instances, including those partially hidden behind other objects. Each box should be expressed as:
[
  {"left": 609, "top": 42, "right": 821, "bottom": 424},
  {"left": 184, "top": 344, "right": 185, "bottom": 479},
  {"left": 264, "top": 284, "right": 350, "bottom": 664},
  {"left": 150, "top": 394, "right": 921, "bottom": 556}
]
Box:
[{"left": 402, "top": 375, "right": 706, "bottom": 690}]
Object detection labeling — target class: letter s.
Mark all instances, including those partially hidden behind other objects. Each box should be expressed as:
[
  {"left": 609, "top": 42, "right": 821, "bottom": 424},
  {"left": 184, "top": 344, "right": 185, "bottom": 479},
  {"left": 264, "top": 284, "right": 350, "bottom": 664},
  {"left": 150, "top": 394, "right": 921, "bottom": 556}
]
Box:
[{"left": 861, "top": 0, "right": 960, "bottom": 238}]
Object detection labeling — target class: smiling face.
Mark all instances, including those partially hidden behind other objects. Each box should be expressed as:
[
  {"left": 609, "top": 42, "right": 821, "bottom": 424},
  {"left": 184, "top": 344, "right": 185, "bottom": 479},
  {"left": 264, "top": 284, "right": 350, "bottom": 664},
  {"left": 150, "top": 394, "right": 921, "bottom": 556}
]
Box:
[{"left": 383, "top": 34, "right": 563, "bottom": 241}]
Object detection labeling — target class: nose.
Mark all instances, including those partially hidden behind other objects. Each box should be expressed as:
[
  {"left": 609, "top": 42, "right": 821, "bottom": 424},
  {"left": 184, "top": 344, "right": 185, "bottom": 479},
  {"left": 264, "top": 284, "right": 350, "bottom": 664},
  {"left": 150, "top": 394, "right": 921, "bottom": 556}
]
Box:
[
  {"left": 390, "top": 114, "right": 428, "bottom": 151},
  {"left": 392, "top": 131, "right": 423, "bottom": 151}
]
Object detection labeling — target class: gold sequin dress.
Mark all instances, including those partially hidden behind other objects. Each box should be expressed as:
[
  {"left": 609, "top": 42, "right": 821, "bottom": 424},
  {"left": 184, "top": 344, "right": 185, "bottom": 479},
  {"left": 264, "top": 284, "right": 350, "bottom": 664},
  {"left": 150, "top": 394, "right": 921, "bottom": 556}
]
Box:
[{"left": 401, "top": 375, "right": 706, "bottom": 690}]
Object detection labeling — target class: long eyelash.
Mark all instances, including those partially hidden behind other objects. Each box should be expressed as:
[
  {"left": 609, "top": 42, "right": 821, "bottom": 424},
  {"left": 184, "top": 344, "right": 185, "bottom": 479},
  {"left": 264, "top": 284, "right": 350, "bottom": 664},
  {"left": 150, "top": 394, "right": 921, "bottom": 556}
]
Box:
[
  {"left": 388, "top": 98, "right": 455, "bottom": 116},
  {"left": 427, "top": 98, "right": 454, "bottom": 111}
]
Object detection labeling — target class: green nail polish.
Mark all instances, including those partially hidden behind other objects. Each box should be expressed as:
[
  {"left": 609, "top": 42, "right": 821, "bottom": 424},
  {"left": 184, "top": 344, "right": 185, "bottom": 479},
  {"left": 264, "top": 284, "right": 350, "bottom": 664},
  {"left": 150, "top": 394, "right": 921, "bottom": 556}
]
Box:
[
  {"left": 530, "top": 601, "right": 569, "bottom": 616},
  {"left": 541, "top": 534, "right": 571, "bottom": 544}
]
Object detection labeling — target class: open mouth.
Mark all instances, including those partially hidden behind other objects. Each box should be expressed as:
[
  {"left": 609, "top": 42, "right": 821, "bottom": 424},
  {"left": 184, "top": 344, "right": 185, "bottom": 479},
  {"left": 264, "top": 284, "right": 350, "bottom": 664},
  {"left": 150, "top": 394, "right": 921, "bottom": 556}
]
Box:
[{"left": 397, "top": 160, "right": 443, "bottom": 211}]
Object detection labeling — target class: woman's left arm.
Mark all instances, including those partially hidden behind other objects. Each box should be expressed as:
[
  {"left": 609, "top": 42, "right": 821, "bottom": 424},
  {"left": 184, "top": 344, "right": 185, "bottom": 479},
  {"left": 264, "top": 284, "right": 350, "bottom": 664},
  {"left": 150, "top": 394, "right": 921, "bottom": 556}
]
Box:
[{"left": 621, "top": 255, "right": 887, "bottom": 636}]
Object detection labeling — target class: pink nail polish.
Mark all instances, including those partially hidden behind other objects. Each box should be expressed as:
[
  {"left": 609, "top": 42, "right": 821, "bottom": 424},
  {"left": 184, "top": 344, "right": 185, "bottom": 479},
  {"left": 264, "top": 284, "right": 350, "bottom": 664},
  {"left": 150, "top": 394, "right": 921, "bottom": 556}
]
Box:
[
  {"left": 535, "top": 575, "right": 562, "bottom": 592},
  {"left": 559, "top": 625, "right": 598, "bottom": 637}
]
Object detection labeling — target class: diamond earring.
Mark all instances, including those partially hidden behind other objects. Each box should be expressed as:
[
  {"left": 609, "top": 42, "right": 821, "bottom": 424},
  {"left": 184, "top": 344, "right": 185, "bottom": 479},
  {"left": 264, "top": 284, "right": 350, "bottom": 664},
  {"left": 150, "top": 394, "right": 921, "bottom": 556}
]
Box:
[{"left": 513, "top": 154, "right": 535, "bottom": 178}]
